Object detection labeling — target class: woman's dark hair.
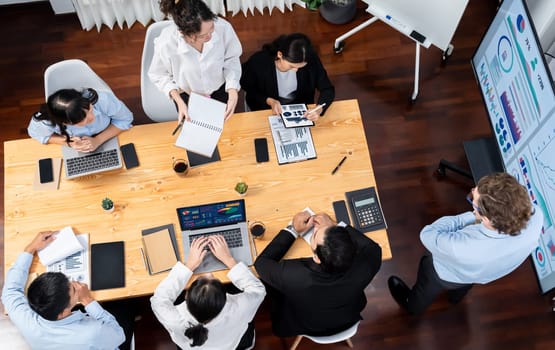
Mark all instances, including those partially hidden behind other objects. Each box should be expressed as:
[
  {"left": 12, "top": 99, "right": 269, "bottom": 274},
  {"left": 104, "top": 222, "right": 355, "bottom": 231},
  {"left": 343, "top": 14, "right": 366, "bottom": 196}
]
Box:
[
  {"left": 159, "top": 0, "right": 217, "bottom": 37},
  {"left": 32, "top": 88, "right": 98, "bottom": 144},
  {"left": 184, "top": 277, "right": 226, "bottom": 347},
  {"left": 28, "top": 272, "right": 71, "bottom": 321},
  {"left": 263, "top": 33, "right": 311, "bottom": 63}
]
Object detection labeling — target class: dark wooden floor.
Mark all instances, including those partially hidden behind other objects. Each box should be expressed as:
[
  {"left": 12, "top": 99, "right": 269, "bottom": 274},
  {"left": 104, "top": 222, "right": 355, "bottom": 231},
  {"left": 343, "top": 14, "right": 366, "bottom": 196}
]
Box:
[{"left": 1, "top": 1, "right": 554, "bottom": 349}]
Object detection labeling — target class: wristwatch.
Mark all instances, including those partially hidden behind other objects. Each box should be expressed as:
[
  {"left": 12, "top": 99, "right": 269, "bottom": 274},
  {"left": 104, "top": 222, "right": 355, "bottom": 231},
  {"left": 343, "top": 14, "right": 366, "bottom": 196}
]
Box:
[{"left": 286, "top": 224, "right": 298, "bottom": 235}]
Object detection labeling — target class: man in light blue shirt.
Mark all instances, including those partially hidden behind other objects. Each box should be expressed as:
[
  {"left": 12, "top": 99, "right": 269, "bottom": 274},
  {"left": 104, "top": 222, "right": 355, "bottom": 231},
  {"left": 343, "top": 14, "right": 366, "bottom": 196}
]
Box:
[
  {"left": 1, "top": 231, "right": 125, "bottom": 349},
  {"left": 388, "top": 172, "right": 543, "bottom": 314}
]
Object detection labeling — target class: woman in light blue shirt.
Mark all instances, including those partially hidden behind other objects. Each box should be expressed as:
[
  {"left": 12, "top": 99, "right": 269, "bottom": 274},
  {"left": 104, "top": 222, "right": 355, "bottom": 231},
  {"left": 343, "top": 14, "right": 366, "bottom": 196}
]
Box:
[{"left": 28, "top": 88, "right": 133, "bottom": 152}]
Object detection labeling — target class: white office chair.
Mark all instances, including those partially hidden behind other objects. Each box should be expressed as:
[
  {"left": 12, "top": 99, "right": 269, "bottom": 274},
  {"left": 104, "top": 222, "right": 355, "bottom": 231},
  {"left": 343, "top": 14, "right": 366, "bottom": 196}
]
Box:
[
  {"left": 290, "top": 321, "right": 360, "bottom": 350},
  {"left": 140, "top": 20, "right": 178, "bottom": 122},
  {"left": 0, "top": 314, "right": 31, "bottom": 349},
  {"left": 44, "top": 59, "right": 113, "bottom": 101}
]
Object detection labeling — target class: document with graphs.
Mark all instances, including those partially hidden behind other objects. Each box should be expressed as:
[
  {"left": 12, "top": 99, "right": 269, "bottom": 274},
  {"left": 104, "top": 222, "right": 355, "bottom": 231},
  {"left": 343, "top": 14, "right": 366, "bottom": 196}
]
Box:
[
  {"left": 175, "top": 93, "right": 226, "bottom": 157},
  {"left": 47, "top": 234, "right": 90, "bottom": 286},
  {"left": 269, "top": 116, "right": 316, "bottom": 165}
]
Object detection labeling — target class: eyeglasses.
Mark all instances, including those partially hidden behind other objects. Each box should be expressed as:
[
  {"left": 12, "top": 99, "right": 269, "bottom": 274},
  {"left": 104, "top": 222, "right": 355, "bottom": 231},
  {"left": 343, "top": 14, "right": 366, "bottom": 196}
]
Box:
[{"left": 466, "top": 190, "right": 482, "bottom": 214}]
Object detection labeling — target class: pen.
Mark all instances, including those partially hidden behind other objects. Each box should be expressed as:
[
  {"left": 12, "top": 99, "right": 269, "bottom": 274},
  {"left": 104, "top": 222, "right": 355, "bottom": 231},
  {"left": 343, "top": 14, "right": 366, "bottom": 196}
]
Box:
[
  {"left": 171, "top": 120, "right": 184, "bottom": 136},
  {"left": 331, "top": 156, "right": 347, "bottom": 175},
  {"left": 306, "top": 103, "right": 326, "bottom": 115},
  {"left": 140, "top": 247, "right": 148, "bottom": 271}
]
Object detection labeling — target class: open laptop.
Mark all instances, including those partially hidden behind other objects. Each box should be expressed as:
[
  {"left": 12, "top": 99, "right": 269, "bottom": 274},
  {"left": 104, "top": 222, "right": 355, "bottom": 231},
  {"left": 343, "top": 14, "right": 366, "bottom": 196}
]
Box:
[
  {"left": 177, "top": 199, "right": 253, "bottom": 273},
  {"left": 62, "top": 137, "right": 123, "bottom": 179}
]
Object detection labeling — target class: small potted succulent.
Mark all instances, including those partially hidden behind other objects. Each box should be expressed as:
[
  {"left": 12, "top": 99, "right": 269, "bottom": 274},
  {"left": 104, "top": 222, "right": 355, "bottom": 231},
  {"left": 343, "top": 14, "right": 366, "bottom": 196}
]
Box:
[
  {"left": 101, "top": 197, "right": 114, "bottom": 213},
  {"left": 234, "top": 182, "right": 248, "bottom": 196}
]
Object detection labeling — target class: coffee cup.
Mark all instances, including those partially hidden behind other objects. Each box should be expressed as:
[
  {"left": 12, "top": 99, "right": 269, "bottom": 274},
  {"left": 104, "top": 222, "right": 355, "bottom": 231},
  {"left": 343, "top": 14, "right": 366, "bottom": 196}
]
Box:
[
  {"left": 249, "top": 221, "right": 266, "bottom": 238},
  {"left": 173, "top": 158, "right": 189, "bottom": 175}
]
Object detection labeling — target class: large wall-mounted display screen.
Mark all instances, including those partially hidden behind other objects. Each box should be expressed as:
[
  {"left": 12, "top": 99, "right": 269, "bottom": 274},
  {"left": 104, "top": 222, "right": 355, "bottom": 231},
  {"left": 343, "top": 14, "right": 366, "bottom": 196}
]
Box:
[{"left": 471, "top": 0, "right": 555, "bottom": 293}]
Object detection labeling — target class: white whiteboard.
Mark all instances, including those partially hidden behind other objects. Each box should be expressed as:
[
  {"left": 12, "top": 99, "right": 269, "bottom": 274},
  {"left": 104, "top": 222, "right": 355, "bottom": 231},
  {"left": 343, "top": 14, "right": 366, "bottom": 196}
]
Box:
[{"left": 363, "top": 0, "right": 469, "bottom": 51}]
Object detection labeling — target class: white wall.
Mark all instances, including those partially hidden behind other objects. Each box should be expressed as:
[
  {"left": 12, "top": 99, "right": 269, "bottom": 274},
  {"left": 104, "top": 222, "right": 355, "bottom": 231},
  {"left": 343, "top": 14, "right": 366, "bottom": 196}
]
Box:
[{"left": 526, "top": 0, "right": 555, "bottom": 57}]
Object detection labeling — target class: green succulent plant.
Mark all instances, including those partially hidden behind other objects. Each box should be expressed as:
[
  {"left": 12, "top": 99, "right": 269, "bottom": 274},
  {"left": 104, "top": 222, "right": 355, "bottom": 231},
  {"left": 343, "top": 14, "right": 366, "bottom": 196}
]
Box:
[{"left": 101, "top": 197, "right": 114, "bottom": 210}]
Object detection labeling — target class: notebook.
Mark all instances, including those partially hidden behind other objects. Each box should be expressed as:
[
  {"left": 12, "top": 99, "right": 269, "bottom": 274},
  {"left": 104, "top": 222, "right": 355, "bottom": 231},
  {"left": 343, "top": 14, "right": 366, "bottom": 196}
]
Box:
[
  {"left": 90, "top": 241, "right": 125, "bottom": 290},
  {"left": 177, "top": 199, "right": 253, "bottom": 273},
  {"left": 175, "top": 93, "right": 226, "bottom": 158},
  {"left": 62, "top": 137, "right": 123, "bottom": 179},
  {"left": 141, "top": 224, "right": 180, "bottom": 275}
]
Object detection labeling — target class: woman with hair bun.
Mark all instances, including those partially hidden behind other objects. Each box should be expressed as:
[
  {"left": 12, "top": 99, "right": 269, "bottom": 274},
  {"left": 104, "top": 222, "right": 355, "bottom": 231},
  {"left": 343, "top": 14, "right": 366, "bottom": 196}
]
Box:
[
  {"left": 28, "top": 88, "right": 133, "bottom": 152},
  {"left": 149, "top": 0, "right": 242, "bottom": 124},
  {"left": 241, "top": 33, "right": 334, "bottom": 121}
]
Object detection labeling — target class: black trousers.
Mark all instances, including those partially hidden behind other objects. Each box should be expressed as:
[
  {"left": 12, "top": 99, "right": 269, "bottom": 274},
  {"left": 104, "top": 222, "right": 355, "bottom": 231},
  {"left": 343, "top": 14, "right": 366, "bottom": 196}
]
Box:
[
  {"left": 177, "top": 84, "right": 228, "bottom": 106},
  {"left": 406, "top": 254, "right": 473, "bottom": 314}
]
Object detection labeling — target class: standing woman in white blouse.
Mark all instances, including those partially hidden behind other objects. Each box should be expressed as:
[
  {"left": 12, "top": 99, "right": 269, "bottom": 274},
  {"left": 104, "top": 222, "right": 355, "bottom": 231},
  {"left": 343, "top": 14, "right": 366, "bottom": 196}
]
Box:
[{"left": 149, "top": 0, "right": 242, "bottom": 124}]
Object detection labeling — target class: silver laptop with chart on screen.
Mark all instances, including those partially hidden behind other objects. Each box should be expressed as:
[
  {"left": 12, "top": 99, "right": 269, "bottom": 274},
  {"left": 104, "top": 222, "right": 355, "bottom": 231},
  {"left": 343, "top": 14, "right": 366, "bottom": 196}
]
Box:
[
  {"left": 62, "top": 136, "right": 123, "bottom": 179},
  {"left": 177, "top": 199, "right": 254, "bottom": 273}
]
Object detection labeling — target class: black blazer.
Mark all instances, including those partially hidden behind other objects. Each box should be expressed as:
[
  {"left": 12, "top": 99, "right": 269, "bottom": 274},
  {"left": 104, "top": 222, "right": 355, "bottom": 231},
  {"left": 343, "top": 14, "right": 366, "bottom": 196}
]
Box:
[
  {"left": 254, "top": 226, "right": 382, "bottom": 337},
  {"left": 241, "top": 50, "right": 335, "bottom": 115}
]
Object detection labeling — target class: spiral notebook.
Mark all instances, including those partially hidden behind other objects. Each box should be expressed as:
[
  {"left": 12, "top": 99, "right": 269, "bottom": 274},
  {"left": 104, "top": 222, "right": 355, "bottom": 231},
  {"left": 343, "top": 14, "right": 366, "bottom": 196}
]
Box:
[{"left": 175, "top": 93, "right": 226, "bottom": 158}]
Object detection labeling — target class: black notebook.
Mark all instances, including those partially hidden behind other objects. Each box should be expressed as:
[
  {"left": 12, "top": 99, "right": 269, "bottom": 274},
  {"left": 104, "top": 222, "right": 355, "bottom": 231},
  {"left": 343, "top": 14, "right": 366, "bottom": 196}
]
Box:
[
  {"left": 187, "top": 147, "right": 221, "bottom": 167},
  {"left": 91, "top": 241, "right": 125, "bottom": 291}
]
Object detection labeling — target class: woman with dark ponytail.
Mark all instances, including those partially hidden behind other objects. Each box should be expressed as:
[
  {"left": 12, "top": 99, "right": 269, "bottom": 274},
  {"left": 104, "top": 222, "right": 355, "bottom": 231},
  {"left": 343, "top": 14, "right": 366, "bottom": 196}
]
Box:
[
  {"left": 151, "top": 235, "right": 265, "bottom": 349},
  {"left": 28, "top": 88, "right": 133, "bottom": 152},
  {"left": 241, "top": 33, "right": 335, "bottom": 121},
  {"left": 149, "top": 0, "right": 242, "bottom": 124}
]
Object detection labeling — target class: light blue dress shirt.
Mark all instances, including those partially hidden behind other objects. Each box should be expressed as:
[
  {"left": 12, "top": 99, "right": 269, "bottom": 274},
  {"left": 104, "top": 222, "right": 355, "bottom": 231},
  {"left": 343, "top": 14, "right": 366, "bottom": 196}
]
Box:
[
  {"left": 1, "top": 252, "right": 125, "bottom": 350},
  {"left": 27, "top": 91, "right": 133, "bottom": 144},
  {"left": 420, "top": 208, "right": 543, "bottom": 284}
]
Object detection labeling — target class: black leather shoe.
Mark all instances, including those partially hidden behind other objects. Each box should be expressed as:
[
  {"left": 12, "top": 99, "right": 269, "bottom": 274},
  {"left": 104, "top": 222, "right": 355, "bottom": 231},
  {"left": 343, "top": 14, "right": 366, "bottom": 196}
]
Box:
[{"left": 388, "top": 276, "right": 410, "bottom": 309}]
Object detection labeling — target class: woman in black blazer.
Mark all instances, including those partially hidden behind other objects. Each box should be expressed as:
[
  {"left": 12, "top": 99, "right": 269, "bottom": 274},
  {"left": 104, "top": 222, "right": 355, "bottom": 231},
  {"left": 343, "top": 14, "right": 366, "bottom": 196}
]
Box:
[{"left": 241, "top": 33, "right": 335, "bottom": 120}]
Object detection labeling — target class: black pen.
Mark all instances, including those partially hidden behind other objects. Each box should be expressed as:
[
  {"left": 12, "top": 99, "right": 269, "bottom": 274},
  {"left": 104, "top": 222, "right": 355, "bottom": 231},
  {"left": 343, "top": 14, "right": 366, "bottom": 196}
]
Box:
[
  {"left": 171, "top": 120, "right": 184, "bottom": 136},
  {"left": 331, "top": 156, "right": 347, "bottom": 175}
]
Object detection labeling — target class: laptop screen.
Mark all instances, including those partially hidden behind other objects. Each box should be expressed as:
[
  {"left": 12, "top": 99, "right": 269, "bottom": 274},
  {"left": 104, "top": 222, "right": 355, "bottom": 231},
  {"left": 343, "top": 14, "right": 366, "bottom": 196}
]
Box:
[{"left": 177, "top": 199, "right": 246, "bottom": 231}]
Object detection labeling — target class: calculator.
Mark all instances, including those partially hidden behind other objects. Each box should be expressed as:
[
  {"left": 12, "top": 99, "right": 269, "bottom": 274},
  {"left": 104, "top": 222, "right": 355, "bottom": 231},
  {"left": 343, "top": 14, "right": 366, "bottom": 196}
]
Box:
[{"left": 345, "top": 187, "right": 386, "bottom": 232}]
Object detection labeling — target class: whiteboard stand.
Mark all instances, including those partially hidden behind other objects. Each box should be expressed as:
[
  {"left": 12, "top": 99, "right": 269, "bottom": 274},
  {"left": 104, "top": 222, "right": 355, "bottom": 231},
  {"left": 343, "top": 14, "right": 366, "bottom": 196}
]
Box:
[{"left": 333, "top": 0, "right": 468, "bottom": 102}]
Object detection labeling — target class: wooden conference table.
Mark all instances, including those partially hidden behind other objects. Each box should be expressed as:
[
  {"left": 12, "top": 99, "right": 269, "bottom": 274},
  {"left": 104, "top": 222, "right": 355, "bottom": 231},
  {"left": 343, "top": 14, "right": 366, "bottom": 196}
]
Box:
[{"left": 4, "top": 99, "right": 391, "bottom": 301}]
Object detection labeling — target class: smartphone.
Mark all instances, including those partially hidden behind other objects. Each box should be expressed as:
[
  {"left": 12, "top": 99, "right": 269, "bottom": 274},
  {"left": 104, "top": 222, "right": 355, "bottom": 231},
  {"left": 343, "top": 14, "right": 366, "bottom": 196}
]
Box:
[
  {"left": 254, "top": 138, "right": 269, "bottom": 163},
  {"left": 39, "top": 158, "right": 54, "bottom": 183},
  {"left": 333, "top": 200, "right": 351, "bottom": 225},
  {"left": 120, "top": 143, "right": 139, "bottom": 169}
]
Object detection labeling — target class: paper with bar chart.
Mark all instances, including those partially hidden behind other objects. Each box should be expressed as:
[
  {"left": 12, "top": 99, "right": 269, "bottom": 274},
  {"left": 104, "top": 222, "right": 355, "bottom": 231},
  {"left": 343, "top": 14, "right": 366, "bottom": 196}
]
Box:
[{"left": 268, "top": 116, "right": 316, "bottom": 165}]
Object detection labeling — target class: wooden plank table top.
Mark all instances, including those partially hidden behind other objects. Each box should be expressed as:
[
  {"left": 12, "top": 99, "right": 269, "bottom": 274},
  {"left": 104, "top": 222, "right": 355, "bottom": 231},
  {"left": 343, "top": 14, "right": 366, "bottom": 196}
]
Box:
[{"left": 4, "top": 99, "right": 391, "bottom": 301}]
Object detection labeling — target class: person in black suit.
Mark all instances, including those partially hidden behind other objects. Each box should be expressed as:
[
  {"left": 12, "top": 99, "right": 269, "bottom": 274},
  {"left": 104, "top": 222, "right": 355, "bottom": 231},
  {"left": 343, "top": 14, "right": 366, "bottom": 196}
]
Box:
[
  {"left": 254, "top": 211, "right": 382, "bottom": 337},
  {"left": 240, "top": 33, "right": 335, "bottom": 121}
]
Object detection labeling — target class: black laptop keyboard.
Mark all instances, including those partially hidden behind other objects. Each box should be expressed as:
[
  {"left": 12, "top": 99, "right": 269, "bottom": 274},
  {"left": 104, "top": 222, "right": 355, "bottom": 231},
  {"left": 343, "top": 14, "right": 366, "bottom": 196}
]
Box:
[
  {"left": 189, "top": 228, "right": 243, "bottom": 248},
  {"left": 66, "top": 149, "right": 120, "bottom": 177}
]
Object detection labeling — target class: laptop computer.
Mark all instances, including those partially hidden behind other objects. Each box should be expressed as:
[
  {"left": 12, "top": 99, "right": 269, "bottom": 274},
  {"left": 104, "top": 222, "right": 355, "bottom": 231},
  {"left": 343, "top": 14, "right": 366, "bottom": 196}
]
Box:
[
  {"left": 177, "top": 199, "right": 253, "bottom": 273},
  {"left": 62, "top": 137, "right": 123, "bottom": 179}
]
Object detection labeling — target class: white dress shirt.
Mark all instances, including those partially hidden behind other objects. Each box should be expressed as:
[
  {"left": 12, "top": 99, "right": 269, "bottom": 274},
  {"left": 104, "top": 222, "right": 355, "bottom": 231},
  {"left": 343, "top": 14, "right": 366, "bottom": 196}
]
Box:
[
  {"left": 420, "top": 208, "right": 543, "bottom": 284},
  {"left": 150, "top": 262, "right": 266, "bottom": 350},
  {"left": 148, "top": 18, "right": 242, "bottom": 99}
]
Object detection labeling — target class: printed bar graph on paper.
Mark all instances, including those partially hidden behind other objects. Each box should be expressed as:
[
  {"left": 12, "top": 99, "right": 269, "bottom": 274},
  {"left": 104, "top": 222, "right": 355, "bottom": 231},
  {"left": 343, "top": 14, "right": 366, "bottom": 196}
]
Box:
[{"left": 268, "top": 116, "right": 317, "bottom": 165}]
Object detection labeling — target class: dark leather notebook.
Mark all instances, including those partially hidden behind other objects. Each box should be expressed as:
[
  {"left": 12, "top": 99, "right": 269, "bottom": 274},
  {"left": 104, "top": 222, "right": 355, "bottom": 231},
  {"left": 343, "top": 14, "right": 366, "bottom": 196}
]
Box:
[
  {"left": 187, "top": 147, "right": 221, "bottom": 167},
  {"left": 91, "top": 241, "right": 125, "bottom": 291}
]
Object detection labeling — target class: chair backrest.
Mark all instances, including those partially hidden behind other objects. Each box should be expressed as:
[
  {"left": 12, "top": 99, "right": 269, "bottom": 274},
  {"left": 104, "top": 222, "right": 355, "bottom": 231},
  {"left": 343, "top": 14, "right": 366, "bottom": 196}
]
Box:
[
  {"left": 44, "top": 59, "right": 113, "bottom": 101},
  {"left": 141, "top": 20, "right": 178, "bottom": 122},
  {"left": 304, "top": 321, "right": 359, "bottom": 344}
]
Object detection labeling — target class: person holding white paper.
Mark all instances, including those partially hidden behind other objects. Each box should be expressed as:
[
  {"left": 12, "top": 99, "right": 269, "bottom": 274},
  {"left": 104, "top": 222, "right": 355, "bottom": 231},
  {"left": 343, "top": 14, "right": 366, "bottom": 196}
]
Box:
[
  {"left": 1, "top": 231, "right": 125, "bottom": 350},
  {"left": 149, "top": 0, "right": 242, "bottom": 124}
]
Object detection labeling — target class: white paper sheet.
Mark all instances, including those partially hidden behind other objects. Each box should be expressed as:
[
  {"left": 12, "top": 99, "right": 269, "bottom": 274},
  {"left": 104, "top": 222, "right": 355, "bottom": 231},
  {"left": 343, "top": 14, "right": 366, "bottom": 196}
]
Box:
[{"left": 38, "top": 226, "right": 84, "bottom": 266}]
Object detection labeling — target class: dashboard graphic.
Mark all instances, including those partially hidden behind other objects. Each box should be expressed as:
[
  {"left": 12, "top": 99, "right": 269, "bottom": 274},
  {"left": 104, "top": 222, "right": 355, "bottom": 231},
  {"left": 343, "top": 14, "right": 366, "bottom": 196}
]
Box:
[{"left": 472, "top": 0, "right": 555, "bottom": 293}]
